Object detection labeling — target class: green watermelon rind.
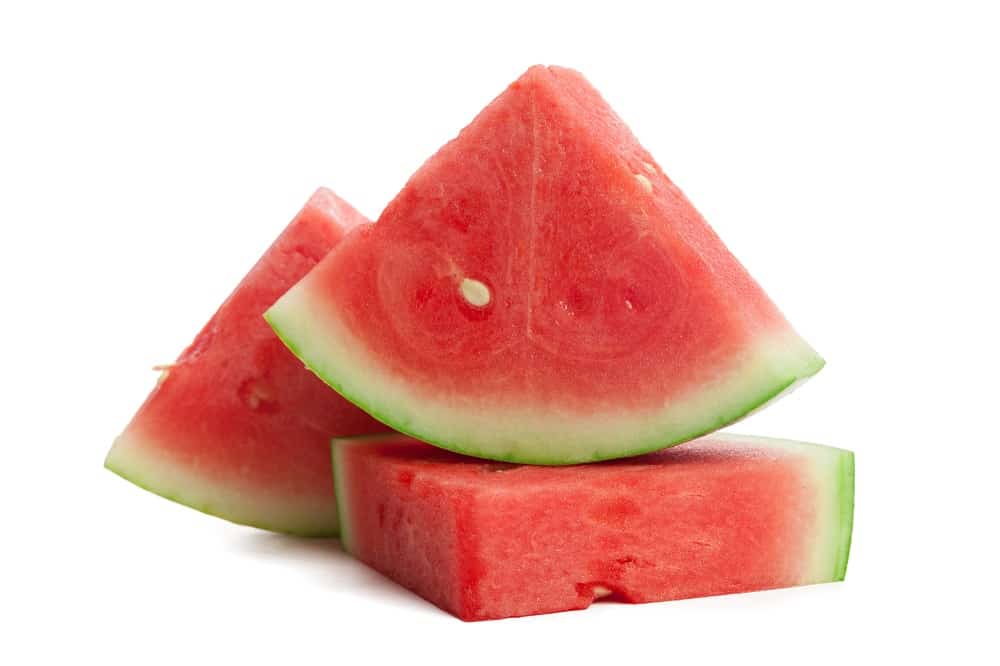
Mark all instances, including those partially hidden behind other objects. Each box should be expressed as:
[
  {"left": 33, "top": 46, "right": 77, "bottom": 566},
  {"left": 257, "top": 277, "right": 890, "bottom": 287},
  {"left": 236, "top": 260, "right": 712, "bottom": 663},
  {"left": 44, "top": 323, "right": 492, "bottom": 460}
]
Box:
[
  {"left": 105, "top": 435, "right": 339, "bottom": 538},
  {"left": 331, "top": 436, "right": 355, "bottom": 550},
  {"left": 266, "top": 288, "right": 824, "bottom": 465},
  {"left": 834, "top": 449, "right": 856, "bottom": 581},
  {"left": 820, "top": 445, "right": 855, "bottom": 582}
]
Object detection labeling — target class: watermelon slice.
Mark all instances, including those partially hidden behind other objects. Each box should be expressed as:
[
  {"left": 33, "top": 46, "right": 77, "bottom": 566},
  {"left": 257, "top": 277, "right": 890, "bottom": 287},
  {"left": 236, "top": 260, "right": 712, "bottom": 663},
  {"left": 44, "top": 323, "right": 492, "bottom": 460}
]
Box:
[
  {"left": 106, "top": 189, "right": 388, "bottom": 536},
  {"left": 267, "top": 66, "right": 824, "bottom": 464},
  {"left": 333, "top": 433, "right": 854, "bottom": 621}
]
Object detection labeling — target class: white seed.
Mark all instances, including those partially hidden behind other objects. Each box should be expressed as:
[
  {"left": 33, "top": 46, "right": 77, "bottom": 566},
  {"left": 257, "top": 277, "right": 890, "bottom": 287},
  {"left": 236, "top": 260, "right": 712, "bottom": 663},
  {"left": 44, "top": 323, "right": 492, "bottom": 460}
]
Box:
[
  {"left": 642, "top": 161, "right": 656, "bottom": 174},
  {"left": 634, "top": 173, "right": 653, "bottom": 193},
  {"left": 593, "top": 586, "right": 613, "bottom": 598},
  {"left": 459, "top": 277, "right": 491, "bottom": 307},
  {"left": 153, "top": 363, "right": 174, "bottom": 385}
]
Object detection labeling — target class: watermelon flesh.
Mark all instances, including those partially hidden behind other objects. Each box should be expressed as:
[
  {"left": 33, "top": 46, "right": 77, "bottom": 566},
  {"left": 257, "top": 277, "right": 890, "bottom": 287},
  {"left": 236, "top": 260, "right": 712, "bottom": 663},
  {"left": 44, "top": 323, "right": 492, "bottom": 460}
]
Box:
[
  {"left": 333, "top": 433, "right": 854, "bottom": 621},
  {"left": 267, "top": 65, "right": 824, "bottom": 464},
  {"left": 106, "top": 189, "right": 388, "bottom": 536}
]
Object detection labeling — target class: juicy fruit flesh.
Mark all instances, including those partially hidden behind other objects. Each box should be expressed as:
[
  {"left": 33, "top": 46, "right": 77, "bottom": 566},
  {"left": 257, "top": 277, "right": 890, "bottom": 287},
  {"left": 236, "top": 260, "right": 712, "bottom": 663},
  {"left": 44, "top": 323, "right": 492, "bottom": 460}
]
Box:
[
  {"left": 296, "top": 67, "right": 796, "bottom": 410},
  {"left": 334, "top": 433, "right": 854, "bottom": 621},
  {"left": 267, "top": 65, "right": 823, "bottom": 463},
  {"left": 106, "top": 189, "right": 386, "bottom": 536}
]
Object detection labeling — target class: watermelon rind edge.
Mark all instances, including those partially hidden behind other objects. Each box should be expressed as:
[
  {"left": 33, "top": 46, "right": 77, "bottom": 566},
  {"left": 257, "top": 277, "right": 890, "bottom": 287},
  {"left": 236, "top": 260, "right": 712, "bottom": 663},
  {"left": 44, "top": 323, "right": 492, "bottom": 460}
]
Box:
[
  {"left": 712, "top": 433, "right": 854, "bottom": 584},
  {"left": 834, "top": 449, "right": 856, "bottom": 581},
  {"left": 105, "top": 435, "right": 339, "bottom": 538},
  {"left": 331, "top": 433, "right": 413, "bottom": 553},
  {"left": 266, "top": 292, "right": 825, "bottom": 465},
  {"left": 331, "top": 438, "right": 353, "bottom": 552}
]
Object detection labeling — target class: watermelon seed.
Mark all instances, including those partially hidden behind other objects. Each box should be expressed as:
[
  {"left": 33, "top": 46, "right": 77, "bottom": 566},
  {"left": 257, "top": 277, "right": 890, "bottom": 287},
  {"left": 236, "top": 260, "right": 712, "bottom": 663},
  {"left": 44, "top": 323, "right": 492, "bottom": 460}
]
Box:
[
  {"left": 152, "top": 364, "right": 174, "bottom": 385},
  {"left": 153, "top": 363, "right": 174, "bottom": 386},
  {"left": 459, "top": 278, "right": 491, "bottom": 307},
  {"left": 642, "top": 161, "right": 656, "bottom": 174},
  {"left": 576, "top": 582, "right": 618, "bottom": 602},
  {"left": 238, "top": 379, "right": 279, "bottom": 413},
  {"left": 634, "top": 173, "right": 653, "bottom": 193}
]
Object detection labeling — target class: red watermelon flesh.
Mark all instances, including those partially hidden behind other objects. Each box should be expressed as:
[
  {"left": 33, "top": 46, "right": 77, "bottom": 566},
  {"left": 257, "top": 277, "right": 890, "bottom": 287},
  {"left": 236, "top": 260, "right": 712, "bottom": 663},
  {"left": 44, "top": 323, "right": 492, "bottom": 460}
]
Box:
[
  {"left": 106, "top": 189, "right": 387, "bottom": 536},
  {"left": 334, "top": 433, "right": 854, "bottom": 621},
  {"left": 268, "top": 65, "right": 825, "bottom": 464}
]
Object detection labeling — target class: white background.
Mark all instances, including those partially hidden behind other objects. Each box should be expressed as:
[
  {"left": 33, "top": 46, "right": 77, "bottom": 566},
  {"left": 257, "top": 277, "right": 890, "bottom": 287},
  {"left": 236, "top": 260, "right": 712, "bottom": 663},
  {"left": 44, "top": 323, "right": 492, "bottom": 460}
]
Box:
[{"left": 2, "top": 1, "right": 998, "bottom": 663}]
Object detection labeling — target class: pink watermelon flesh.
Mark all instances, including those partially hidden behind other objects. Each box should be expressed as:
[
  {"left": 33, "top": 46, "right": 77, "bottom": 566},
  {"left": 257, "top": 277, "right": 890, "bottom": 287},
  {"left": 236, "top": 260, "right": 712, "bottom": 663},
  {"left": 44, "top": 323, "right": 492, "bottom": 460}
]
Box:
[
  {"left": 106, "top": 189, "right": 388, "bottom": 536},
  {"left": 334, "top": 433, "right": 854, "bottom": 621},
  {"left": 268, "top": 65, "right": 824, "bottom": 464}
]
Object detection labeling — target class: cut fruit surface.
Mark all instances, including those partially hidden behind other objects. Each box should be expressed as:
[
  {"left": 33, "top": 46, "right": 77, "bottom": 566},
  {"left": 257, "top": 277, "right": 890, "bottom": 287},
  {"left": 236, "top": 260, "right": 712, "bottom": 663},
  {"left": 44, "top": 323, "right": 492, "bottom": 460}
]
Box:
[
  {"left": 267, "top": 65, "right": 824, "bottom": 464},
  {"left": 106, "top": 189, "right": 388, "bottom": 536},
  {"left": 333, "top": 433, "right": 854, "bottom": 621}
]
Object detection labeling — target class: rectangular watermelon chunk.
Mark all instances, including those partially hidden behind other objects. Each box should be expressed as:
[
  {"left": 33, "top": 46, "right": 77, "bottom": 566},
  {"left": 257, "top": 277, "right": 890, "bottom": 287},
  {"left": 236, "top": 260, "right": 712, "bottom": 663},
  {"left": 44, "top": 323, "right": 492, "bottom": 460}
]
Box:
[{"left": 333, "top": 433, "right": 854, "bottom": 621}]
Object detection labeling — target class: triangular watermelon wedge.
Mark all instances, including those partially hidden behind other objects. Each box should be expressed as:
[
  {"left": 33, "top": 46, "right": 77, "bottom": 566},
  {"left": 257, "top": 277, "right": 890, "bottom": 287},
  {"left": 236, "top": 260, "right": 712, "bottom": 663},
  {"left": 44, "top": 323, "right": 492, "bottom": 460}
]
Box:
[
  {"left": 267, "top": 67, "right": 824, "bottom": 464},
  {"left": 106, "top": 189, "right": 389, "bottom": 536}
]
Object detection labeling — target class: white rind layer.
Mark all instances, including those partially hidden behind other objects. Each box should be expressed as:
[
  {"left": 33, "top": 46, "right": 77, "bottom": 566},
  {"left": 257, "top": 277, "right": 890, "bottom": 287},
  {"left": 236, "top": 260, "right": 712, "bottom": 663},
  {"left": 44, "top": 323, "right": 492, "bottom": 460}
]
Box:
[
  {"left": 105, "top": 430, "right": 339, "bottom": 537},
  {"left": 267, "top": 285, "right": 825, "bottom": 464}
]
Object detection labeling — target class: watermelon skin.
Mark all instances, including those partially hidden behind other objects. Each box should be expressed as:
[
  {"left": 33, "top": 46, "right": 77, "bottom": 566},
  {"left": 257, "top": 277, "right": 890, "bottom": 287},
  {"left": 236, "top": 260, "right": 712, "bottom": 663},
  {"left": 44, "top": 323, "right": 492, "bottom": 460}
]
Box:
[
  {"left": 267, "top": 65, "right": 824, "bottom": 464},
  {"left": 333, "top": 433, "right": 854, "bottom": 621},
  {"left": 106, "top": 189, "right": 388, "bottom": 536}
]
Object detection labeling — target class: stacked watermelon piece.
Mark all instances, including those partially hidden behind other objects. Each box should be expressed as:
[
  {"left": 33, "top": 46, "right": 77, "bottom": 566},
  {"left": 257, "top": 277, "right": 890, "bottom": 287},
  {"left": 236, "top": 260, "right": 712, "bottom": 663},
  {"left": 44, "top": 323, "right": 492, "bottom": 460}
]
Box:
[{"left": 107, "top": 65, "right": 853, "bottom": 621}]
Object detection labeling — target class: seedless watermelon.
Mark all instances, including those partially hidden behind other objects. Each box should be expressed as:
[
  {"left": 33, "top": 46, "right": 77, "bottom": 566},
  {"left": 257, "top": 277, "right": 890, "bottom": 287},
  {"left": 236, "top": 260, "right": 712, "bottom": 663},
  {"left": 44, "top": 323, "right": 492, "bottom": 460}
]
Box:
[
  {"left": 106, "top": 189, "right": 387, "bottom": 536},
  {"left": 267, "top": 65, "right": 824, "bottom": 464},
  {"left": 333, "top": 433, "right": 854, "bottom": 621}
]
